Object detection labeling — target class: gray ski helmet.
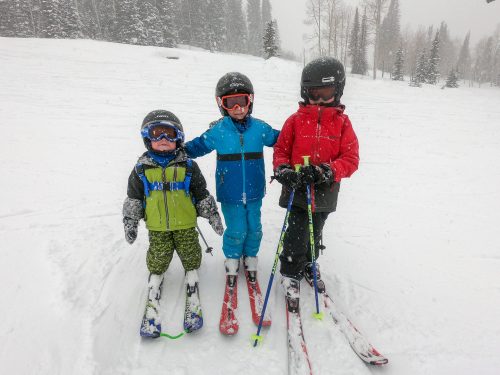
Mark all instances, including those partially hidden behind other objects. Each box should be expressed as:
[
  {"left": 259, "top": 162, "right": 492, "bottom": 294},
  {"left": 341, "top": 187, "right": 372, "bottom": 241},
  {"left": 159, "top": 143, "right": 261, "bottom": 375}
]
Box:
[
  {"left": 215, "top": 72, "right": 254, "bottom": 115},
  {"left": 141, "top": 110, "right": 184, "bottom": 152},
  {"left": 301, "top": 57, "right": 346, "bottom": 105}
]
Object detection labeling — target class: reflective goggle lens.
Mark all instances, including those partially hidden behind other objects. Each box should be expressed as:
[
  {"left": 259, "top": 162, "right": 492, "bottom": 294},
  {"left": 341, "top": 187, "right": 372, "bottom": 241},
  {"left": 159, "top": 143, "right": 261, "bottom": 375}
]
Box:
[
  {"left": 150, "top": 125, "right": 177, "bottom": 140},
  {"left": 141, "top": 121, "right": 183, "bottom": 142},
  {"left": 221, "top": 94, "right": 251, "bottom": 110},
  {"left": 307, "top": 86, "right": 336, "bottom": 101}
]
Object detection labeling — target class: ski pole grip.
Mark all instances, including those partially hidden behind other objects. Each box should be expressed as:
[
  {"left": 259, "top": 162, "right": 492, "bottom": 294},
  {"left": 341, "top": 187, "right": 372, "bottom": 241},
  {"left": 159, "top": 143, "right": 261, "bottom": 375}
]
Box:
[
  {"left": 302, "top": 155, "right": 310, "bottom": 166},
  {"left": 294, "top": 164, "right": 301, "bottom": 172}
]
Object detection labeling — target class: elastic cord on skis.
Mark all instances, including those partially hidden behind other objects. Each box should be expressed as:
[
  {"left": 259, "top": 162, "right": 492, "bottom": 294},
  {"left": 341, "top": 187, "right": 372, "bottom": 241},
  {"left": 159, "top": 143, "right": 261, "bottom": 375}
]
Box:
[{"left": 159, "top": 330, "right": 187, "bottom": 339}]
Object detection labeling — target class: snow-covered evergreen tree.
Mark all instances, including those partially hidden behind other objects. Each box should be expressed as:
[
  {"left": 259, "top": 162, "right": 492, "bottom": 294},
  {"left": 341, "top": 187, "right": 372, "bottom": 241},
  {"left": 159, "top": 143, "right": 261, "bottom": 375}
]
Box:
[
  {"left": 456, "top": 31, "right": 471, "bottom": 81},
  {"left": 59, "top": 0, "right": 82, "bottom": 39},
  {"left": 262, "top": 0, "right": 272, "bottom": 31},
  {"left": 392, "top": 43, "right": 405, "bottom": 80},
  {"left": 426, "top": 32, "right": 440, "bottom": 84},
  {"left": 263, "top": 19, "right": 280, "bottom": 59},
  {"left": 359, "top": 10, "right": 369, "bottom": 75},
  {"left": 139, "top": 0, "right": 163, "bottom": 46},
  {"left": 415, "top": 49, "right": 428, "bottom": 83},
  {"left": 379, "top": 0, "right": 401, "bottom": 75},
  {"left": 116, "top": 0, "right": 143, "bottom": 44},
  {"left": 178, "top": 0, "right": 206, "bottom": 48},
  {"left": 205, "top": 0, "right": 226, "bottom": 51},
  {"left": 445, "top": 69, "right": 459, "bottom": 88},
  {"left": 247, "top": 0, "right": 263, "bottom": 56},
  {"left": 157, "top": 0, "right": 178, "bottom": 47},
  {"left": 225, "top": 0, "right": 247, "bottom": 53},
  {"left": 1, "top": 0, "right": 34, "bottom": 37},
  {"left": 40, "top": 0, "right": 63, "bottom": 38},
  {"left": 349, "top": 8, "right": 361, "bottom": 74}
]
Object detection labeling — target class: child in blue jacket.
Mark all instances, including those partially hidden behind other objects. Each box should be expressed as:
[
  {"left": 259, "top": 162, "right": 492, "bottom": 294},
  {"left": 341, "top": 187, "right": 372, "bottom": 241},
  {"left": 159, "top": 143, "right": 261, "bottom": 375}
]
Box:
[{"left": 185, "top": 72, "right": 279, "bottom": 280}]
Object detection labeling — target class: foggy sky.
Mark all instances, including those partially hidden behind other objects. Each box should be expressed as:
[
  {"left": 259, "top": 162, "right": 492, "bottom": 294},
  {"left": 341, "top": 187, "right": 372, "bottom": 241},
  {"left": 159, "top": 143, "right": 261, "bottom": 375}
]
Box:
[{"left": 270, "top": 0, "right": 500, "bottom": 56}]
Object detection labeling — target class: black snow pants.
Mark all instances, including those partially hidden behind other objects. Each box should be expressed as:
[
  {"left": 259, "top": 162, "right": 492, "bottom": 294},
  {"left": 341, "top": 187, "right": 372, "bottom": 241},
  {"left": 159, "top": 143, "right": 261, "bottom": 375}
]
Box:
[{"left": 279, "top": 206, "right": 330, "bottom": 280}]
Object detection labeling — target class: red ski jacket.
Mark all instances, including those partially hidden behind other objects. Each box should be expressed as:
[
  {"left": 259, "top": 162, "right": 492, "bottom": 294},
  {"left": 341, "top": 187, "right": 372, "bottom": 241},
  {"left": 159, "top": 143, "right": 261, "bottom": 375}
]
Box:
[
  {"left": 273, "top": 103, "right": 359, "bottom": 182},
  {"left": 273, "top": 103, "right": 359, "bottom": 212}
]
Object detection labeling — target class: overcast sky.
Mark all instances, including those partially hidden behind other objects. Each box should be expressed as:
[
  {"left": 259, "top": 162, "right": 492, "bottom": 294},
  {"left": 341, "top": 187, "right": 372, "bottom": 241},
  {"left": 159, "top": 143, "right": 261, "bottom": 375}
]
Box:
[{"left": 270, "top": 0, "right": 500, "bottom": 56}]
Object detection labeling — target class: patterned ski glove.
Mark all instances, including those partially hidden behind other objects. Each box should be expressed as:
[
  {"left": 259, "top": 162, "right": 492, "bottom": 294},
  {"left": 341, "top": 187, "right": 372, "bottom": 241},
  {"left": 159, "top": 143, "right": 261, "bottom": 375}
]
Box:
[
  {"left": 209, "top": 212, "right": 224, "bottom": 236},
  {"left": 196, "top": 195, "right": 224, "bottom": 236},
  {"left": 274, "top": 164, "right": 301, "bottom": 189},
  {"left": 123, "top": 217, "right": 139, "bottom": 244}
]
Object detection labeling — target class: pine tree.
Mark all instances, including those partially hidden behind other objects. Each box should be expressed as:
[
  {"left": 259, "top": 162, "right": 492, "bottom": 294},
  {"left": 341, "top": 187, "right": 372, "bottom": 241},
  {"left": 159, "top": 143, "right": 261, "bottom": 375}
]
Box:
[
  {"left": 359, "top": 10, "right": 368, "bottom": 75},
  {"left": 445, "top": 69, "right": 459, "bottom": 88},
  {"left": 40, "top": 0, "right": 63, "bottom": 38},
  {"left": 379, "top": 0, "right": 401, "bottom": 75},
  {"left": 415, "top": 49, "right": 427, "bottom": 83},
  {"left": 426, "top": 31, "right": 440, "bottom": 84},
  {"left": 116, "top": 0, "right": 143, "bottom": 44},
  {"left": 263, "top": 19, "right": 280, "bottom": 59},
  {"left": 392, "top": 43, "right": 404, "bottom": 80},
  {"left": 456, "top": 32, "right": 471, "bottom": 81},
  {"left": 225, "top": 0, "right": 247, "bottom": 53},
  {"left": 205, "top": 0, "right": 226, "bottom": 51},
  {"left": 157, "top": 0, "right": 178, "bottom": 47},
  {"left": 349, "top": 8, "right": 361, "bottom": 74},
  {"left": 262, "top": 0, "right": 272, "bottom": 30},
  {"left": 2, "top": 0, "right": 35, "bottom": 37},
  {"left": 247, "top": 0, "right": 263, "bottom": 56},
  {"left": 139, "top": 0, "right": 163, "bottom": 46},
  {"left": 59, "top": 0, "right": 82, "bottom": 39}
]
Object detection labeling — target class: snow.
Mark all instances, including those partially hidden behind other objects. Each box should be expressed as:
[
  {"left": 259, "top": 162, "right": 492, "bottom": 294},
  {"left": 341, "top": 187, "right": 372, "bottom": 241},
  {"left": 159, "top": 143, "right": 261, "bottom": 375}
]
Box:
[{"left": 1, "top": 37, "right": 500, "bottom": 375}]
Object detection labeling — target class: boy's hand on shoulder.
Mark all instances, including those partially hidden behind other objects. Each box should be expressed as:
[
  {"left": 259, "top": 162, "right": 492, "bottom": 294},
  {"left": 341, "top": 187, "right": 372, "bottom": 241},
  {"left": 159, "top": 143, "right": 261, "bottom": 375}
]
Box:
[
  {"left": 209, "top": 212, "right": 224, "bottom": 236},
  {"left": 274, "top": 164, "right": 301, "bottom": 189},
  {"left": 123, "top": 217, "right": 139, "bottom": 244}
]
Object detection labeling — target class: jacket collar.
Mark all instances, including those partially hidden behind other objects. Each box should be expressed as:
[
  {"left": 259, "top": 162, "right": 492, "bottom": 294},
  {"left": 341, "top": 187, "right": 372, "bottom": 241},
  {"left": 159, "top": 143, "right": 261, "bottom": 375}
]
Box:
[
  {"left": 138, "top": 148, "right": 188, "bottom": 167},
  {"left": 297, "top": 102, "right": 345, "bottom": 116}
]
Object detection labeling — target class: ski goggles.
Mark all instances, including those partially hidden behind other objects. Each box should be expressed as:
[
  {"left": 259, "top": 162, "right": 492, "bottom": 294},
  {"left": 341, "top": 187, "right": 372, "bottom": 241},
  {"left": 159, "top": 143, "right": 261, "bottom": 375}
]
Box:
[
  {"left": 306, "top": 86, "right": 336, "bottom": 101},
  {"left": 217, "top": 93, "right": 253, "bottom": 111},
  {"left": 141, "top": 121, "right": 184, "bottom": 142}
]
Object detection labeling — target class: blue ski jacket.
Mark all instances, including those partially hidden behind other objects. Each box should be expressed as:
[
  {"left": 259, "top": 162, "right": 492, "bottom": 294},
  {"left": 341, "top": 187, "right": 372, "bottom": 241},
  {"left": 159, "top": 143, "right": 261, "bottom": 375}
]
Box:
[{"left": 185, "top": 116, "right": 279, "bottom": 204}]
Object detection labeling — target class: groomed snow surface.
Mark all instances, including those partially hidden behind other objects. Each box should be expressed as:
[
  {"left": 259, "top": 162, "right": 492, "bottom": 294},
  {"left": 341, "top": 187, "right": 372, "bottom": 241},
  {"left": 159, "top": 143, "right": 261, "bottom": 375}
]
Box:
[{"left": 1, "top": 38, "right": 500, "bottom": 375}]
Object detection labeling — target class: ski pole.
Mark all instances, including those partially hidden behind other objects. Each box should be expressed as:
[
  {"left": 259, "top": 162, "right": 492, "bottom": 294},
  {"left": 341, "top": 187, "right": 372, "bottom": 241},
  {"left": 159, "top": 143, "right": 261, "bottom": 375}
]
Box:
[
  {"left": 196, "top": 225, "right": 214, "bottom": 256},
  {"left": 302, "top": 156, "right": 323, "bottom": 320},
  {"left": 252, "top": 165, "right": 301, "bottom": 347}
]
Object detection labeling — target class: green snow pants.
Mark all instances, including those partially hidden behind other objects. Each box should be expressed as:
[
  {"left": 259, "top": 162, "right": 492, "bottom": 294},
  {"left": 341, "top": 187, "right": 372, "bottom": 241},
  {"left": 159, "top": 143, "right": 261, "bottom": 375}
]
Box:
[{"left": 147, "top": 227, "right": 202, "bottom": 274}]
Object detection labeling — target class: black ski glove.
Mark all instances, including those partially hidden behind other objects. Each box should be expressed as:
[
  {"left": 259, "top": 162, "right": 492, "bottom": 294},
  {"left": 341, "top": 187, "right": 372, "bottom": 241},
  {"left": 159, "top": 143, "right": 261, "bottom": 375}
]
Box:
[
  {"left": 209, "top": 212, "right": 224, "bottom": 236},
  {"left": 274, "top": 164, "right": 301, "bottom": 189},
  {"left": 123, "top": 217, "right": 139, "bottom": 244},
  {"left": 300, "top": 164, "right": 335, "bottom": 186}
]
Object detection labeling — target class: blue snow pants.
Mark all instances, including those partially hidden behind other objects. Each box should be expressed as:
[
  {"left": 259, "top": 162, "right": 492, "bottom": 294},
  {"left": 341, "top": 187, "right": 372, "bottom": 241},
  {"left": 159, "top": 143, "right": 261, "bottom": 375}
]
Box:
[{"left": 221, "top": 199, "right": 263, "bottom": 259}]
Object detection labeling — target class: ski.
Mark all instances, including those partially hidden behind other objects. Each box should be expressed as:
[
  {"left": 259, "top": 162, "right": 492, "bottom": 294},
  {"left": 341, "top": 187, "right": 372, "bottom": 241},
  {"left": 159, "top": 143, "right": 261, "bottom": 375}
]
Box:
[
  {"left": 305, "top": 278, "right": 388, "bottom": 365},
  {"left": 219, "top": 274, "right": 239, "bottom": 335},
  {"left": 184, "top": 281, "right": 203, "bottom": 333},
  {"left": 284, "top": 278, "right": 313, "bottom": 375},
  {"left": 140, "top": 301, "right": 162, "bottom": 338},
  {"left": 245, "top": 270, "right": 272, "bottom": 327}
]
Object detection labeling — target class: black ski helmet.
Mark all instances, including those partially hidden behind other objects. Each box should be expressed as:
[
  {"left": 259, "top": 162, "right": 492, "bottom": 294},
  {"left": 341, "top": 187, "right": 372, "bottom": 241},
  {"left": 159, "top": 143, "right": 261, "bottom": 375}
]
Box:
[
  {"left": 301, "top": 57, "right": 346, "bottom": 106},
  {"left": 141, "top": 110, "right": 184, "bottom": 153},
  {"left": 215, "top": 72, "right": 254, "bottom": 116}
]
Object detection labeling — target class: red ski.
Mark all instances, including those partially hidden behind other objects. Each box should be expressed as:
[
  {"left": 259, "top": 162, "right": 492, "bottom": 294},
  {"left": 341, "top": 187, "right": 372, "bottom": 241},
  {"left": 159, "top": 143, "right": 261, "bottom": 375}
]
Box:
[
  {"left": 219, "top": 275, "right": 239, "bottom": 335},
  {"left": 244, "top": 270, "right": 272, "bottom": 327}
]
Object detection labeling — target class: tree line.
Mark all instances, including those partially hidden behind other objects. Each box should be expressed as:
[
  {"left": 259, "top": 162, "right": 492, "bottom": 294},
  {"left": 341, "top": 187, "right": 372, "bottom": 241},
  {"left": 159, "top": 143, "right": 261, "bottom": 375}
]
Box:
[
  {"left": 305, "top": 0, "right": 500, "bottom": 88},
  {"left": 0, "top": 0, "right": 281, "bottom": 59}
]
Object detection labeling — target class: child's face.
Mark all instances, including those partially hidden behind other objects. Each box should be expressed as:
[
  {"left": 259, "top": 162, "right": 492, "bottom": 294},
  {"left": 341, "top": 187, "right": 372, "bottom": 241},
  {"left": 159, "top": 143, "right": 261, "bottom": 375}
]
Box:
[
  {"left": 227, "top": 105, "right": 249, "bottom": 121},
  {"left": 151, "top": 138, "right": 177, "bottom": 152}
]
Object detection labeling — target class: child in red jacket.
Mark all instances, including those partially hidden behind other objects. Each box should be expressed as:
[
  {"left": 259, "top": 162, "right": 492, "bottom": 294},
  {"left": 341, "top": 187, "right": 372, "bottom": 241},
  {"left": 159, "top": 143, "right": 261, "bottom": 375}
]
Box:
[{"left": 273, "top": 57, "right": 359, "bottom": 299}]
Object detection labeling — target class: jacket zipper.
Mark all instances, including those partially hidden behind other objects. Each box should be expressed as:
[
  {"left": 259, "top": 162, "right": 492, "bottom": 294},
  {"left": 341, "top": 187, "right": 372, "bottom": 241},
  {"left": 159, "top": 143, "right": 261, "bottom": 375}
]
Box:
[
  {"left": 162, "top": 167, "right": 169, "bottom": 230},
  {"left": 313, "top": 106, "right": 324, "bottom": 164},
  {"left": 240, "top": 133, "right": 247, "bottom": 205}
]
